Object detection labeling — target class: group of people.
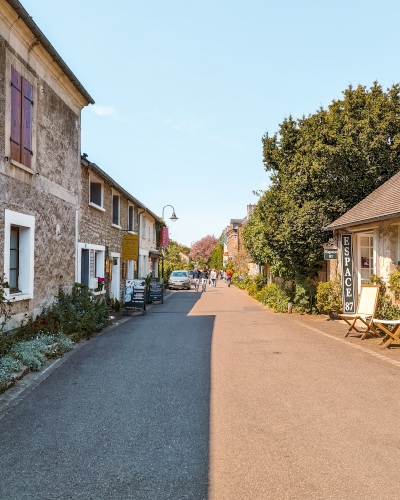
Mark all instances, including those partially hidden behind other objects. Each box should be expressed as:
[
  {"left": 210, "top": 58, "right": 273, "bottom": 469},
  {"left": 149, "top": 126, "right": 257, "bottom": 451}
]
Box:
[{"left": 192, "top": 266, "right": 233, "bottom": 291}]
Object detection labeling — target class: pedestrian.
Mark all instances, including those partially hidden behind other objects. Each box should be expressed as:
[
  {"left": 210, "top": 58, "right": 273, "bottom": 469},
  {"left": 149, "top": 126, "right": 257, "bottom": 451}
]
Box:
[
  {"left": 210, "top": 268, "right": 217, "bottom": 287},
  {"left": 201, "top": 267, "right": 208, "bottom": 292},
  {"left": 226, "top": 267, "right": 233, "bottom": 287},
  {"left": 193, "top": 266, "right": 201, "bottom": 291}
]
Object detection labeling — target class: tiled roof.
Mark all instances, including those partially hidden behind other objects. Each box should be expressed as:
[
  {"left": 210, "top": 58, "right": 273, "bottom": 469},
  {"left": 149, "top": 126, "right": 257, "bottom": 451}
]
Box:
[{"left": 324, "top": 171, "right": 400, "bottom": 230}]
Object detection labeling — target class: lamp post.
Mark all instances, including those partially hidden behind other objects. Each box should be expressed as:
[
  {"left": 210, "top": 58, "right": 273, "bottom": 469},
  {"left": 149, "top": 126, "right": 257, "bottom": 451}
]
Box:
[
  {"left": 137, "top": 209, "right": 146, "bottom": 279},
  {"left": 161, "top": 205, "right": 178, "bottom": 280}
]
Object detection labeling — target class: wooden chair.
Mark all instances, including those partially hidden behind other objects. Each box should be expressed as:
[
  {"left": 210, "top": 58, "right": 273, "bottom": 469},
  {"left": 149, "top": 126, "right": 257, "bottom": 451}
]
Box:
[
  {"left": 372, "top": 319, "right": 400, "bottom": 349},
  {"left": 339, "top": 284, "right": 381, "bottom": 339}
]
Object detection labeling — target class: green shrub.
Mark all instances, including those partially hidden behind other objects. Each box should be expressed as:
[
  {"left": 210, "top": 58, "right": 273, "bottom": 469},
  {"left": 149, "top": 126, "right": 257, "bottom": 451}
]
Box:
[
  {"left": 257, "top": 283, "right": 292, "bottom": 313},
  {"left": 112, "top": 299, "right": 121, "bottom": 312},
  {"left": 316, "top": 278, "right": 343, "bottom": 312},
  {"left": 293, "top": 279, "right": 317, "bottom": 313},
  {"left": 368, "top": 275, "right": 400, "bottom": 321},
  {"left": 389, "top": 268, "right": 400, "bottom": 299},
  {"left": 247, "top": 283, "right": 259, "bottom": 297}
]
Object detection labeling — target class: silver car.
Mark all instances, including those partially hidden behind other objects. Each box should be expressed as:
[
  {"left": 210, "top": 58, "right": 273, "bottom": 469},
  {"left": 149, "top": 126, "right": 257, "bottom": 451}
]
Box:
[{"left": 168, "top": 270, "right": 191, "bottom": 290}]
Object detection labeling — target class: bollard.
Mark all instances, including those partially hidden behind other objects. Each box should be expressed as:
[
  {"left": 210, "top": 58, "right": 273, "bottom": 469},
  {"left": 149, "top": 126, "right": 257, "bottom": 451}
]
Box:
[{"left": 288, "top": 302, "right": 293, "bottom": 314}]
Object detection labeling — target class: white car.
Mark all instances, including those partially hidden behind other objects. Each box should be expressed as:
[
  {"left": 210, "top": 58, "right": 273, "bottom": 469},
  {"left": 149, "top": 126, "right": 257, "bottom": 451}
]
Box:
[{"left": 168, "top": 270, "right": 191, "bottom": 290}]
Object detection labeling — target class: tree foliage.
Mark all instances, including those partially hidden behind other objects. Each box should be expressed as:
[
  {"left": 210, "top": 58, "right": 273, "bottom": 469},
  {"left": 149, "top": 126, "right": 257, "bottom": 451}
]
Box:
[
  {"left": 243, "top": 82, "right": 400, "bottom": 280},
  {"left": 208, "top": 243, "right": 223, "bottom": 269},
  {"left": 159, "top": 239, "right": 187, "bottom": 283},
  {"left": 190, "top": 235, "right": 218, "bottom": 266}
]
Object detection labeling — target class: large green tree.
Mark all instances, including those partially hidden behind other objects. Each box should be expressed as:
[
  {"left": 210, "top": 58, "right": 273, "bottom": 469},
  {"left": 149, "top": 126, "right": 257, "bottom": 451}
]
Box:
[{"left": 243, "top": 83, "right": 400, "bottom": 280}]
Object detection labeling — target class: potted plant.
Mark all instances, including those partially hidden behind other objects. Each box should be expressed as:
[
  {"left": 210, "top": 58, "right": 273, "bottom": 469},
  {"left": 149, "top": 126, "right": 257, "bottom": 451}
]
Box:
[{"left": 97, "top": 277, "right": 105, "bottom": 291}]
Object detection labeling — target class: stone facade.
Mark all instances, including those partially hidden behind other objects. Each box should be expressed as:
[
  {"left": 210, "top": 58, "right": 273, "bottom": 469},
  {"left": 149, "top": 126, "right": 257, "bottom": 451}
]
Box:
[
  {"left": 0, "top": 1, "right": 92, "bottom": 330},
  {"left": 79, "top": 159, "right": 160, "bottom": 304}
]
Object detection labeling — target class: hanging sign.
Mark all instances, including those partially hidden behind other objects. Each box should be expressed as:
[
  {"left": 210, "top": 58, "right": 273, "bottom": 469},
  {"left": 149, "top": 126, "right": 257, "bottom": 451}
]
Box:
[
  {"left": 341, "top": 234, "right": 355, "bottom": 314},
  {"left": 160, "top": 227, "right": 169, "bottom": 247},
  {"left": 122, "top": 234, "right": 139, "bottom": 260},
  {"left": 323, "top": 238, "right": 338, "bottom": 260}
]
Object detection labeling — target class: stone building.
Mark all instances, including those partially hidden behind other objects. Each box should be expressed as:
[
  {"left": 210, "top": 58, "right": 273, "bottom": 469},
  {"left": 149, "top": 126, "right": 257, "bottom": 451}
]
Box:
[
  {"left": 323, "top": 171, "right": 400, "bottom": 307},
  {"left": 0, "top": 0, "right": 93, "bottom": 330},
  {"left": 79, "top": 157, "right": 160, "bottom": 303}
]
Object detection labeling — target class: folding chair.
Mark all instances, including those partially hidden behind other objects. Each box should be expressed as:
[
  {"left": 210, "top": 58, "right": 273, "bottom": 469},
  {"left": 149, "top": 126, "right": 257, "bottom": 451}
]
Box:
[
  {"left": 339, "top": 284, "right": 381, "bottom": 339},
  {"left": 372, "top": 319, "right": 400, "bottom": 349}
]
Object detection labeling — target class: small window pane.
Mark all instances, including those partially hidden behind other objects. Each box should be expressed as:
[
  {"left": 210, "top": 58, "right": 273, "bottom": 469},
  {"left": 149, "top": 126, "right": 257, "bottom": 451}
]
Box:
[
  {"left": 360, "top": 237, "right": 369, "bottom": 246},
  {"left": 128, "top": 206, "right": 133, "bottom": 231},
  {"left": 361, "top": 248, "right": 369, "bottom": 258},
  {"left": 10, "top": 230, "right": 18, "bottom": 249},
  {"left": 370, "top": 237, "right": 373, "bottom": 246},
  {"left": 361, "top": 269, "right": 370, "bottom": 279},
  {"left": 9, "top": 269, "right": 17, "bottom": 288},
  {"left": 10, "top": 249, "right": 18, "bottom": 268},
  {"left": 113, "top": 196, "right": 119, "bottom": 225}
]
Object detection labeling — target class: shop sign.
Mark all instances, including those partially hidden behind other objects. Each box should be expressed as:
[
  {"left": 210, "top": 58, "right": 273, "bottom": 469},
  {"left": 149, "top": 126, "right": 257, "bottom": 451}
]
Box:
[
  {"left": 341, "top": 234, "right": 355, "bottom": 314},
  {"left": 124, "top": 279, "right": 146, "bottom": 315},
  {"left": 324, "top": 248, "right": 338, "bottom": 260},
  {"left": 148, "top": 278, "right": 163, "bottom": 303},
  {"left": 122, "top": 234, "right": 139, "bottom": 260},
  {"left": 160, "top": 227, "right": 169, "bottom": 247}
]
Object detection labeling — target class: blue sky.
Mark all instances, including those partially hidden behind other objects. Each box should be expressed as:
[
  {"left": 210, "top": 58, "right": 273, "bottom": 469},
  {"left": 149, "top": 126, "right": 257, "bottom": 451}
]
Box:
[{"left": 22, "top": 0, "right": 400, "bottom": 246}]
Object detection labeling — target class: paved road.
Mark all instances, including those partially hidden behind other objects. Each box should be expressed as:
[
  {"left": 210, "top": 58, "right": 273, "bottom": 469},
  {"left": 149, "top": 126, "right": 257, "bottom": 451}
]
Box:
[{"left": 2, "top": 281, "right": 400, "bottom": 499}]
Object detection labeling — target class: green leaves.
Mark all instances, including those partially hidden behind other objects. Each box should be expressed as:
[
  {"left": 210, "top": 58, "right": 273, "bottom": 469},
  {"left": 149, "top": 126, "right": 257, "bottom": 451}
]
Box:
[{"left": 245, "top": 82, "right": 400, "bottom": 281}]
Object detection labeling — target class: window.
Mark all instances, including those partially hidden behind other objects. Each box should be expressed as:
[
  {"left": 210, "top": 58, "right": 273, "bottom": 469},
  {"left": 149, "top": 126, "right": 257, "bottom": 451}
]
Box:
[
  {"left": 142, "top": 217, "right": 146, "bottom": 238},
  {"left": 95, "top": 250, "right": 104, "bottom": 278},
  {"left": 9, "top": 226, "right": 20, "bottom": 293},
  {"left": 90, "top": 182, "right": 102, "bottom": 207},
  {"left": 112, "top": 195, "right": 120, "bottom": 226},
  {"left": 11, "top": 68, "right": 33, "bottom": 168},
  {"left": 128, "top": 260, "right": 134, "bottom": 279},
  {"left": 358, "top": 234, "right": 373, "bottom": 289},
  {"left": 153, "top": 225, "right": 156, "bottom": 242},
  {"left": 128, "top": 206, "right": 134, "bottom": 231},
  {"left": 148, "top": 226, "right": 150, "bottom": 240},
  {"left": 4, "top": 210, "right": 35, "bottom": 300}
]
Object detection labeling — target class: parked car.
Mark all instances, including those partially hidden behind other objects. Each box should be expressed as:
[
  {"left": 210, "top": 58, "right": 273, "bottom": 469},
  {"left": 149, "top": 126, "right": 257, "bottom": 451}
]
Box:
[
  {"left": 188, "top": 270, "right": 194, "bottom": 282},
  {"left": 168, "top": 270, "right": 191, "bottom": 290}
]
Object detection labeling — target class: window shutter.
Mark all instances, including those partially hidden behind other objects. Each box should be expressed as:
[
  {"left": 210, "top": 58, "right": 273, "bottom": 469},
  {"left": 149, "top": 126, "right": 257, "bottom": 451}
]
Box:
[
  {"left": 10, "top": 68, "right": 21, "bottom": 163},
  {"left": 113, "top": 195, "right": 119, "bottom": 225},
  {"left": 21, "top": 78, "right": 33, "bottom": 169},
  {"left": 90, "top": 182, "right": 102, "bottom": 206}
]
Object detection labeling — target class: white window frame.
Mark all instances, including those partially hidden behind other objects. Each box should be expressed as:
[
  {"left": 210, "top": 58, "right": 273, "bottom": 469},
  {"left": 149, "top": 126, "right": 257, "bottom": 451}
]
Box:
[
  {"left": 357, "top": 232, "right": 374, "bottom": 293},
  {"left": 77, "top": 243, "right": 106, "bottom": 295},
  {"left": 88, "top": 173, "right": 105, "bottom": 211},
  {"left": 128, "top": 203, "right": 136, "bottom": 234},
  {"left": 141, "top": 216, "right": 146, "bottom": 238},
  {"left": 111, "top": 189, "right": 121, "bottom": 229},
  {"left": 127, "top": 260, "right": 134, "bottom": 280},
  {"left": 4, "top": 209, "right": 35, "bottom": 301},
  {"left": 153, "top": 224, "right": 156, "bottom": 242}
]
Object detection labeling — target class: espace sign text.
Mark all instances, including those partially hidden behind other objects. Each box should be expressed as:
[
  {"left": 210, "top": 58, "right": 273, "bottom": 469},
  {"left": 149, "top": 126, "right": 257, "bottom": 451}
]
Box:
[{"left": 341, "top": 234, "right": 355, "bottom": 314}]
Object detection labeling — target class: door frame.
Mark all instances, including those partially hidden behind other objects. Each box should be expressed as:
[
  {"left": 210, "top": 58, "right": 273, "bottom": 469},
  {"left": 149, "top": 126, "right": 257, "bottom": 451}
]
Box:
[{"left": 110, "top": 252, "right": 121, "bottom": 301}]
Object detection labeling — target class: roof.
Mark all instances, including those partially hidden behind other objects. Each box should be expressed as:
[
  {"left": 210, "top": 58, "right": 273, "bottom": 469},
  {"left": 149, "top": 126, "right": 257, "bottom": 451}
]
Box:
[
  {"left": 81, "top": 157, "right": 161, "bottom": 222},
  {"left": 323, "top": 170, "right": 400, "bottom": 230},
  {"left": 5, "top": 0, "right": 94, "bottom": 105}
]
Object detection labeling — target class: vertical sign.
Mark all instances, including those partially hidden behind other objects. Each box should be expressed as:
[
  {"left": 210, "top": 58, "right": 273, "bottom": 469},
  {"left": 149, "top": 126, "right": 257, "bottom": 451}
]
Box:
[
  {"left": 341, "top": 234, "right": 355, "bottom": 314},
  {"left": 160, "top": 227, "right": 169, "bottom": 247}
]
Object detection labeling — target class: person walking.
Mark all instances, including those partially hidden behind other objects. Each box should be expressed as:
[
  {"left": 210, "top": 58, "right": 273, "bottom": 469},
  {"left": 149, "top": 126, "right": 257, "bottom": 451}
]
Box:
[
  {"left": 210, "top": 268, "right": 217, "bottom": 288},
  {"left": 226, "top": 267, "right": 233, "bottom": 287},
  {"left": 201, "top": 267, "right": 208, "bottom": 292},
  {"left": 193, "top": 266, "right": 201, "bottom": 291}
]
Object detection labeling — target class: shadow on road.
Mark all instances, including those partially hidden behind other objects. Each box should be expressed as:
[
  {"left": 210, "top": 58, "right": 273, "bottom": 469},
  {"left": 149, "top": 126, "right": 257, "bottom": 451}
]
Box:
[{"left": 0, "top": 289, "right": 213, "bottom": 500}]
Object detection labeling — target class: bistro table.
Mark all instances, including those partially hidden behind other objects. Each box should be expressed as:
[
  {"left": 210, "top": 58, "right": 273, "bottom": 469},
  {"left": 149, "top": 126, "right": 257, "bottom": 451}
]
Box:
[{"left": 372, "top": 319, "right": 400, "bottom": 349}]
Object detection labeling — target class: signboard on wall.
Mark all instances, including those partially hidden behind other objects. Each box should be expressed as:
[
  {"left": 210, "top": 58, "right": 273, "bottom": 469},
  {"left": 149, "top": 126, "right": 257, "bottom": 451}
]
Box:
[
  {"left": 122, "top": 234, "right": 139, "bottom": 260},
  {"left": 341, "top": 234, "right": 355, "bottom": 314},
  {"left": 324, "top": 248, "right": 338, "bottom": 260},
  {"left": 160, "top": 227, "right": 169, "bottom": 247}
]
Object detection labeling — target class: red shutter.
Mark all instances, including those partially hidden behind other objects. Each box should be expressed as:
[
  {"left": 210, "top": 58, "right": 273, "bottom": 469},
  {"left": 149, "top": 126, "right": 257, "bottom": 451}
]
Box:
[
  {"left": 10, "top": 68, "right": 21, "bottom": 163},
  {"left": 21, "top": 77, "right": 33, "bottom": 169}
]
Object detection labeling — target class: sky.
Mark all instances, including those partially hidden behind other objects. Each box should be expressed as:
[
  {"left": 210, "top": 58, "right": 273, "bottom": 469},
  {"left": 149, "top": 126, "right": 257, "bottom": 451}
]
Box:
[{"left": 21, "top": 0, "right": 400, "bottom": 246}]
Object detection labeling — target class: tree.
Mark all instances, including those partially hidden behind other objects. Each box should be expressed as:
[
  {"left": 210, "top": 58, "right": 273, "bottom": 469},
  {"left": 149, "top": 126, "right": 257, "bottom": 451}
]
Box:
[
  {"left": 209, "top": 243, "right": 223, "bottom": 269},
  {"left": 190, "top": 235, "right": 218, "bottom": 266},
  {"left": 244, "top": 82, "right": 400, "bottom": 281},
  {"left": 158, "top": 239, "right": 187, "bottom": 282}
]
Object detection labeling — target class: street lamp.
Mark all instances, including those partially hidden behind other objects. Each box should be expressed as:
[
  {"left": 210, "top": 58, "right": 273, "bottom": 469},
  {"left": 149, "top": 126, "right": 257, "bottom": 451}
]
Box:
[{"left": 161, "top": 205, "right": 178, "bottom": 280}]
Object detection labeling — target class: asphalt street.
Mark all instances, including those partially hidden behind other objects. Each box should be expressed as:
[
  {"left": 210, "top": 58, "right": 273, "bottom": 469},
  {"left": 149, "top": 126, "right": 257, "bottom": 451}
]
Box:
[
  {"left": 0, "top": 291, "right": 213, "bottom": 500},
  {"left": 2, "top": 281, "right": 400, "bottom": 499}
]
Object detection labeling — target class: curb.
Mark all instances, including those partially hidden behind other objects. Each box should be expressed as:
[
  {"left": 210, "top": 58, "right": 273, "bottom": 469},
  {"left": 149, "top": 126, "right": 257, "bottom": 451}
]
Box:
[{"left": 0, "top": 291, "right": 175, "bottom": 419}]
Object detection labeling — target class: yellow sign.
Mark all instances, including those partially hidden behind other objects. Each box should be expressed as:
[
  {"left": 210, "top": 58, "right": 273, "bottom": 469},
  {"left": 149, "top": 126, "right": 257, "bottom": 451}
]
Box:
[{"left": 122, "top": 234, "right": 139, "bottom": 260}]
